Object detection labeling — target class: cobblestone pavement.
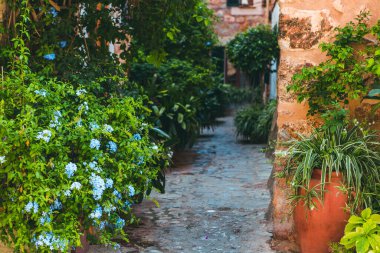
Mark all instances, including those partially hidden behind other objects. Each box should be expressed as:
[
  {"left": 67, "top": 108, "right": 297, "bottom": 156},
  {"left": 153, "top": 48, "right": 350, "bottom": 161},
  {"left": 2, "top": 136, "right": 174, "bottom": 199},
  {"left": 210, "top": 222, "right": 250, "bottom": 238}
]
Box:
[{"left": 89, "top": 115, "right": 275, "bottom": 253}]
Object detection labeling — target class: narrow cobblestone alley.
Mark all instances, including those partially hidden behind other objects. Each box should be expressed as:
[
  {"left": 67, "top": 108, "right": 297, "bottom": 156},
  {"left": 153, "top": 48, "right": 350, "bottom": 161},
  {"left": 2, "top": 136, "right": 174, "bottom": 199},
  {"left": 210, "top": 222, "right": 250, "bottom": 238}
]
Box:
[{"left": 90, "top": 114, "right": 275, "bottom": 253}]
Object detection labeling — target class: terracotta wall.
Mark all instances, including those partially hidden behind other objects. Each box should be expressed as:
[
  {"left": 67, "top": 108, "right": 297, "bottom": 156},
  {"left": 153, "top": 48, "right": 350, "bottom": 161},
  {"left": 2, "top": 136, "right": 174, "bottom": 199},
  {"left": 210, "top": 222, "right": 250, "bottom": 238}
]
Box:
[
  {"left": 208, "top": 0, "right": 267, "bottom": 44},
  {"left": 272, "top": 0, "right": 380, "bottom": 249}
]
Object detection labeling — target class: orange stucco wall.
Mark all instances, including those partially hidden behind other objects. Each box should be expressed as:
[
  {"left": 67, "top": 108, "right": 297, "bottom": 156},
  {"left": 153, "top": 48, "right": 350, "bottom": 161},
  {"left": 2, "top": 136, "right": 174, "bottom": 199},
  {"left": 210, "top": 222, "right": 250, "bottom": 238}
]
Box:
[{"left": 272, "top": 0, "right": 380, "bottom": 249}]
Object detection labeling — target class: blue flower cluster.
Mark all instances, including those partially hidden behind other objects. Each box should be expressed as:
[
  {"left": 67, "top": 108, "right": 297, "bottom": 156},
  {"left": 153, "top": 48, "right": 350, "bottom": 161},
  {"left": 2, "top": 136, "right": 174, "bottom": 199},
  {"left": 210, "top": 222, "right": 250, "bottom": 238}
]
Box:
[
  {"left": 124, "top": 201, "right": 132, "bottom": 208},
  {"left": 63, "top": 190, "right": 72, "bottom": 197},
  {"left": 113, "top": 190, "right": 122, "bottom": 200},
  {"left": 59, "top": 41, "right": 67, "bottom": 48},
  {"left": 25, "top": 201, "right": 39, "bottom": 214},
  {"left": 89, "top": 204, "right": 102, "bottom": 219},
  {"left": 107, "top": 141, "right": 117, "bottom": 153},
  {"left": 128, "top": 185, "right": 135, "bottom": 197},
  {"left": 90, "top": 173, "right": 105, "bottom": 200},
  {"left": 90, "top": 122, "right": 100, "bottom": 131},
  {"left": 39, "top": 211, "right": 52, "bottom": 225},
  {"left": 0, "top": 156, "right": 6, "bottom": 164},
  {"left": 104, "top": 205, "right": 116, "bottom": 214},
  {"left": 65, "top": 162, "right": 77, "bottom": 178},
  {"left": 90, "top": 139, "right": 101, "bottom": 150},
  {"left": 133, "top": 133, "right": 142, "bottom": 141},
  {"left": 105, "top": 178, "right": 114, "bottom": 188},
  {"left": 76, "top": 89, "right": 87, "bottom": 96},
  {"left": 49, "top": 8, "right": 58, "bottom": 17},
  {"left": 50, "top": 199, "right": 62, "bottom": 211},
  {"left": 78, "top": 101, "right": 89, "bottom": 113},
  {"left": 43, "top": 53, "right": 56, "bottom": 61},
  {"left": 99, "top": 221, "right": 107, "bottom": 230},
  {"left": 36, "top": 130, "right": 52, "bottom": 143},
  {"left": 89, "top": 161, "right": 102, "bottom": 172},
  {"left": 34, "top": 89, "right": 48, "bottom": 97},
  {"left": 137, "top": 156, "right": 144, "bottom": 166},
  {"left": 34, "top": 232, "right": 68, "bottom": 251},
  {"left": 70, "top": 182, "right": 82, "bottom": 190},
  {"left": 115, "top": 217, "right": 125, "bottom": 229},
  {"left": 103, "top": 124, "right": 114, "bottom": 133},
  {"left": 49, "top": 110, "right": 62, "bottom": 129},
  {"left": 77, "top": 118, "right": 83, "bottom": 127}
]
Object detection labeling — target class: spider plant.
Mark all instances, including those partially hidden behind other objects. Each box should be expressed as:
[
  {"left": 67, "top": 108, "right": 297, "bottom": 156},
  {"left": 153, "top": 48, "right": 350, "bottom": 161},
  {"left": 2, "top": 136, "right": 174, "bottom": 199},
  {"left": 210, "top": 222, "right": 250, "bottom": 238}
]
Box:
[{"left": 283, "top": 124, "right": 380, "bottom": 211}]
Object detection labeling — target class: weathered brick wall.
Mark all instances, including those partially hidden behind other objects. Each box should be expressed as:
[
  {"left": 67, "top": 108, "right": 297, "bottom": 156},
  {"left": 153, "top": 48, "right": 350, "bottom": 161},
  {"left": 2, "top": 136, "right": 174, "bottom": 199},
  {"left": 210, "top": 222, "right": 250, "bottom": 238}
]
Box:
[
  {"left": 208, "top": 0, "right": 267, "bottom": 44},
  {"left": 272, "top": 0, "right": 380, "bottom": 249}
]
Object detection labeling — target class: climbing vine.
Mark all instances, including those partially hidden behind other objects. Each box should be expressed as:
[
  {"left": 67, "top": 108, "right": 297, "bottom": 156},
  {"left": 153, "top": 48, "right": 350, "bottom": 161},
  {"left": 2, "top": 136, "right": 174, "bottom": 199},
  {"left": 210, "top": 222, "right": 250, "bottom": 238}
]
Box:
[{"left": 287, "top": 11, "right": 380, "bottom": 127}]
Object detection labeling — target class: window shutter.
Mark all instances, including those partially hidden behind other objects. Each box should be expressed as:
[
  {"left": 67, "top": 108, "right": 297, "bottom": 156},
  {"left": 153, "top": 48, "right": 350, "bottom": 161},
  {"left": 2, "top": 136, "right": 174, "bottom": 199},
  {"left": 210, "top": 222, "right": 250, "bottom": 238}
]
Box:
[{"left": 248, "top": 0, "right": 254, "bottom": 6}]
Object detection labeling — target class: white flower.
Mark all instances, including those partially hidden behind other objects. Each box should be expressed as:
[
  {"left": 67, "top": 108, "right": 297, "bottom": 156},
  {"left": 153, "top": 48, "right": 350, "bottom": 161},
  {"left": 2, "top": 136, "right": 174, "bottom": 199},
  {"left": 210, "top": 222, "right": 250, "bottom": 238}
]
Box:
[
  {"left": 70, "top": 182, "right": 82, "bottom": 190},
  {"left": 0, "top": 156, "right": 6, "bottom": 164},
  {"left": 152, "top": 144, "right": 158, "bottom": 150},
  {"left": 36, "top": 130, "right": 52, "bottom": 143}
]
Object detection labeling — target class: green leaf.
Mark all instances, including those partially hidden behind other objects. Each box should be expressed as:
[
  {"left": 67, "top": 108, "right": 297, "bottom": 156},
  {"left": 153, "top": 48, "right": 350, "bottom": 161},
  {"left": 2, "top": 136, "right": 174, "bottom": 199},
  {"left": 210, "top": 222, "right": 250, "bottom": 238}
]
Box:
[
  {"left": 367, "top": 58, "right": 375, "bottom": 68},
  {"left": 349, "top": 215, "right": 364, "bottom": 224},
  {"left": 356, "top": 237, "right": 370, "bottom": 253},
  {"left": 195, "top": 16, "right": 203, "bottom": 22},
  {"left": 166, "top": 31, "right": 174, "bottom": 41},
  {"left": 370, "top": 214, "right": 380, "bottom": 224},
  {"left": 177, "top": 113, "right": 184, "bottom": 123},
  {"left": 361, "top": 208, "right": 372, "bottom": 220}
]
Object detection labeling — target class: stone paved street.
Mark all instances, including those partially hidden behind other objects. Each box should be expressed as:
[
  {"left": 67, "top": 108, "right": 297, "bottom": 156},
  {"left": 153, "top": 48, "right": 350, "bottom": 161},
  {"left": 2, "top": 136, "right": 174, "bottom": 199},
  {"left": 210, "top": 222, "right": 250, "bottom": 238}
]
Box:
[{"left": 89, "top": 114, "right": 275, "bottom": 253}]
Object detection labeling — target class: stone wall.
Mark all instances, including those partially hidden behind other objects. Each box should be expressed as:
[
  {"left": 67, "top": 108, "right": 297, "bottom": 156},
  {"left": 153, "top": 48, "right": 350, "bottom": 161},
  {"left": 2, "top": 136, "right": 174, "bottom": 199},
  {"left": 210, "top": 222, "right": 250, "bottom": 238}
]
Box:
[
  {"left": 272, "top": 0, "right": 380, "bottom": 250},
  {"left": 208, "top": 0, "right": 267, "bottom": 44}
]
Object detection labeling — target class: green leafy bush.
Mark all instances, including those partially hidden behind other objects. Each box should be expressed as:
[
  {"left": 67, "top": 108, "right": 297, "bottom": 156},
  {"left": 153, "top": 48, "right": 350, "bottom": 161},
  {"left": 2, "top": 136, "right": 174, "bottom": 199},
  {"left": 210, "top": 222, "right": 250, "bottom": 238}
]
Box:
[
  {"left": 234, "top": 100, "right": 277, "bottom": 143},
  {"left": 0, "top": 70, "right": 170, "bottom": 252},
  {"left": 130, "top": 60, "right": 229, "bottom": 147},
  {"left": 226, "top": 25, "right": 279, "bottom": 77},
  {"left": 0, "top": 4, "right": 170, "bottom": 251},
  {"left": 340, "top": 208, "right": 380, "bottom": 253}
]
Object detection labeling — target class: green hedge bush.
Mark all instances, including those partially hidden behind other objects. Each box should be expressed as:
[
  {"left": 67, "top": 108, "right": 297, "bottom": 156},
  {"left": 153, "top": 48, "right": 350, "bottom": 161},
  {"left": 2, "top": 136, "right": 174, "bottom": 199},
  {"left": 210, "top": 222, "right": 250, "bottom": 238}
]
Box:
[{"left": 235, "top": 100, "right": 277, "bottom": 143}]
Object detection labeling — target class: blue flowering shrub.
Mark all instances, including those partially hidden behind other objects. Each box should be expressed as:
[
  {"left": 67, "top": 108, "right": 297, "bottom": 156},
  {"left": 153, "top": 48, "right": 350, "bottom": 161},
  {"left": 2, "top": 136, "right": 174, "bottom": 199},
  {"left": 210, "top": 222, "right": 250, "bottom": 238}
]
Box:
[{"left": 0, "top": 70, "right": 170, "bottom": 251}]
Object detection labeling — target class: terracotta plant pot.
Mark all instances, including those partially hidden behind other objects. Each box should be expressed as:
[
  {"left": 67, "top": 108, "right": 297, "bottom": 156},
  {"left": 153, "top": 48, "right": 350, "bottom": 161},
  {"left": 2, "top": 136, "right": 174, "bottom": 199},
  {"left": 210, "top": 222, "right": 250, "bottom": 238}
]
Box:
[{"left": 294, "top": 169, "right": 350, "bottom": 253}]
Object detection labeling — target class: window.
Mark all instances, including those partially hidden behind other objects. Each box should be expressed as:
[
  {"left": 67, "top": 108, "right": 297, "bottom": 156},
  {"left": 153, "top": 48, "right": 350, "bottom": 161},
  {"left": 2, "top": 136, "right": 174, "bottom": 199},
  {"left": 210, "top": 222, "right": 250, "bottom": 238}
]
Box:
[
  {"left": 227, "top": 0, "right": 254, "bottom": 7},
  {"left": 227, "top": 0, "right": 240, "bottom": 7}
]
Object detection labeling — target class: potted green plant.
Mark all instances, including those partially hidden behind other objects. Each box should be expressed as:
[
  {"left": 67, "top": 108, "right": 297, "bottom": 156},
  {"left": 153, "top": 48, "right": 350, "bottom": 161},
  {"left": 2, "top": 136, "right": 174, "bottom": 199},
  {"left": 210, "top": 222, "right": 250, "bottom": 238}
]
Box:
[
  {"left": 281, "top": 124, "right": 380, "bottom": 253},
  {"left": 339, "top": 208, "right": 380, "bottom": 253}
]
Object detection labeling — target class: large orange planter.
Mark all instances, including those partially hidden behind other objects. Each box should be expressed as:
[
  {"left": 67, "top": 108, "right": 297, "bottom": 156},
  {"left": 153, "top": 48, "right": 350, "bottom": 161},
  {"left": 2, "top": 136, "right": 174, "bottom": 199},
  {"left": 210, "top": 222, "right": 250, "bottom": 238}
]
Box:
[{"left": 294, "top": 169, "right": 350, "bottom": 253}]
